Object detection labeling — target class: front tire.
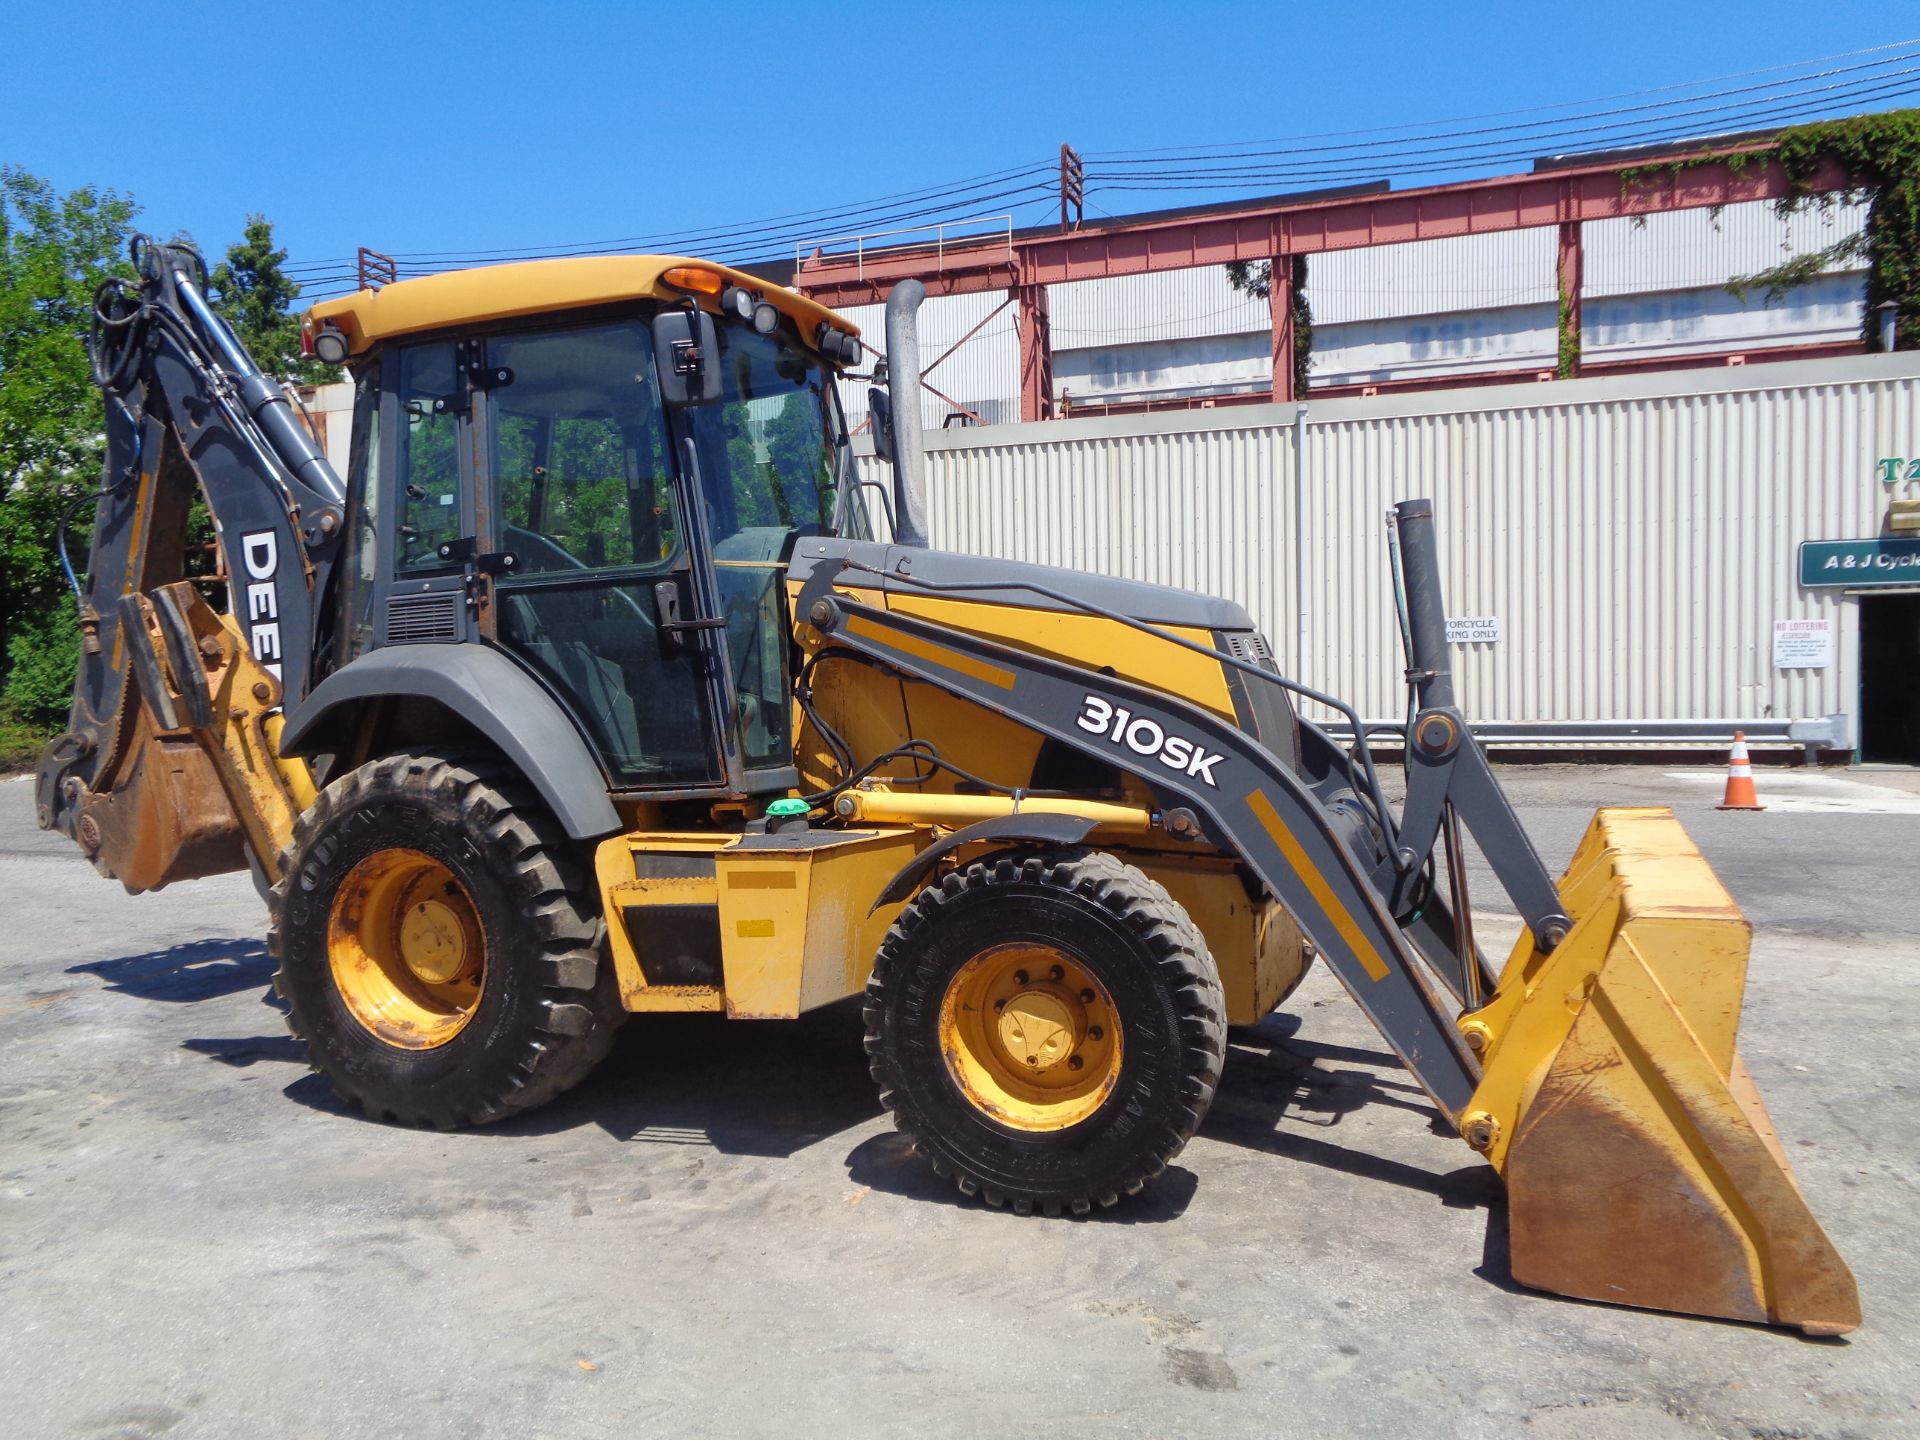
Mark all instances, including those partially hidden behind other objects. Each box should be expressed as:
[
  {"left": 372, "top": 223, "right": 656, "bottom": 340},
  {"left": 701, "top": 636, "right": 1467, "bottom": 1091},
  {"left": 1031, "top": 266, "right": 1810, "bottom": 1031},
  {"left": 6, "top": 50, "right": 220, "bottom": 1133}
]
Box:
[
  {"left": 269, "top": 751, "right": 621, "bottom": 1128},
  {"left": 865, "top": 849, "right": 1226, "bottom": 1215}
]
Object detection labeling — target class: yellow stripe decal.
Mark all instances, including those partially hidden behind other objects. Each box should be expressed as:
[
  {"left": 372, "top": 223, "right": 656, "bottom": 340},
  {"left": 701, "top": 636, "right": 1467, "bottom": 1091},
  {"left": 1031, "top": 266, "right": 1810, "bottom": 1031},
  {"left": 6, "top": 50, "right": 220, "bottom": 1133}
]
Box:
[
  {"left": 844, "top": 615, "right": 1016, "bottom": 691},
  {"left": 727, "top": 871, "right": 798, "bottom": 889},
  {"left": 1247, "top": 791, "right": 1390, "bottom": 982},
  {"left": 735, "top": 919, "right": 776, "bottom": 938}
]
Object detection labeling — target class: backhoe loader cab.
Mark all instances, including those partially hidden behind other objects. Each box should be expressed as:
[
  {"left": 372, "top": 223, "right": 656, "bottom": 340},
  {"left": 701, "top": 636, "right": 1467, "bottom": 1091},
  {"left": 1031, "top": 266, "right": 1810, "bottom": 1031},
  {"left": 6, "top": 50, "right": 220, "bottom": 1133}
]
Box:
[
  {"left": 306, "top": 258, "right": 870, "bottom": 801},
  {"left": 40, "top": 239, "right": 1859, "bottom": 1334}
]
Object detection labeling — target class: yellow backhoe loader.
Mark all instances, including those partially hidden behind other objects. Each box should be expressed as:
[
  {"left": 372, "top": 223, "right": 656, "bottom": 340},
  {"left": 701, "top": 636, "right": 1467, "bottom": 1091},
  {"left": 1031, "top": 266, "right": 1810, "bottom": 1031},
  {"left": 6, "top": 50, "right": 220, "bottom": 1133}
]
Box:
[{"left": 38, "top": 237, "right": 1859, "bottom": 1333}]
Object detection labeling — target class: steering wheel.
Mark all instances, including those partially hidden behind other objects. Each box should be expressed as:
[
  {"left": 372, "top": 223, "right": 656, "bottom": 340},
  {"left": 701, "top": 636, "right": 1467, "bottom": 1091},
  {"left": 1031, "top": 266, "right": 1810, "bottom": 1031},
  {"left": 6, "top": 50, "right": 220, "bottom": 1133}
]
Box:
[{"left": 499, "top": 525, "right": 661, "bottom": 643}]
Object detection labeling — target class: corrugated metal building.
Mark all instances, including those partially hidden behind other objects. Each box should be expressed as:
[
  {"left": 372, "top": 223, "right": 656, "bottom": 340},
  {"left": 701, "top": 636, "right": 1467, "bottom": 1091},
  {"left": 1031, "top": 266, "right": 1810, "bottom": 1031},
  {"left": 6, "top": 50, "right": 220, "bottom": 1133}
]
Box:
[
  {"left": 857, "top": 352, "right": 1919, "bottom": 759},
  {"left": 831, "top": 198, "right": 1870, "bottom": 428}
]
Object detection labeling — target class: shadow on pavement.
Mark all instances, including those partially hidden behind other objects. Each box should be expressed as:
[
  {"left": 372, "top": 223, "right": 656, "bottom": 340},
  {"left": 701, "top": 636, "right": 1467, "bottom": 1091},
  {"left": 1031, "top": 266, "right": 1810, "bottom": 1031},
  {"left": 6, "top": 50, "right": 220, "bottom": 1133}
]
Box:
[
  {"left": 69, "top": 938, "right": 273, "bottom": 1003},
  {"left": 280, "top": 995, "right": 885, "bottom": 1159},
  {"left": 183, "top": 1034, "right": 306, "bottom": 1067},
  {"left": 1203, "top": 1011, "right": 1495, "bottom": 1210},
  {"left": 845, "top": 1129, "right": 1200, "bottom": 1223}
]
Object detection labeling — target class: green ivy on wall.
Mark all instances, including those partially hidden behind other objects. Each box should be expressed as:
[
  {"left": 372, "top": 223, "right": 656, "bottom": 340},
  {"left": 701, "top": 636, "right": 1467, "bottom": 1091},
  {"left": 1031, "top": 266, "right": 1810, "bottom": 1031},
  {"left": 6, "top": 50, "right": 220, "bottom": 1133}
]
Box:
[
  {"left": 1621, "top": 109, "right": 1920, "bottom": 351},
  {"left": 1557, "top": 283, "right": 1580, "bottom": 379},
  {"left": 1224, "top": 256, "right": 1314, "bottom": 393}
]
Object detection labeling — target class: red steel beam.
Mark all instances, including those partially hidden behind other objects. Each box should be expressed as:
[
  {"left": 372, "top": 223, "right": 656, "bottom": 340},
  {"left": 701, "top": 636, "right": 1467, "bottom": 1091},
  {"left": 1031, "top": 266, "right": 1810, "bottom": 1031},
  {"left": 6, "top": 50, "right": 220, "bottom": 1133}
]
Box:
[
  {"left": 793, "top": 147, "right": 1851, "bottom": 309},
  {"left": 1017, "top": 284, "right": 1054, "bottom": 422},
  {"left": 1558, "top": 220, "right": 1583, "bottom": 379},
  {"left": 1269, "top": 254, "right": 1295, "bottom": 404}
]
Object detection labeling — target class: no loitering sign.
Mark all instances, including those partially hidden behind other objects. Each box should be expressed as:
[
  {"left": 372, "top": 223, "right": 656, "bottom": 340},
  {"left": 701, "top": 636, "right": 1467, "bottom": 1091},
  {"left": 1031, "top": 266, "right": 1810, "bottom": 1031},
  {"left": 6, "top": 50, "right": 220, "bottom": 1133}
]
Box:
[{"left": 1772, "top": 618, "right": 1832, "bottom": 669}]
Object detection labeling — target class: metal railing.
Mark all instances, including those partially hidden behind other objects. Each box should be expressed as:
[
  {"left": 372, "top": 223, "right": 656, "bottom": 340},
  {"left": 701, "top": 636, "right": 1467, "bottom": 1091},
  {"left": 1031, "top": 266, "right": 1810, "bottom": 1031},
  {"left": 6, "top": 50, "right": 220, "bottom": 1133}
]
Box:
[
  {"left": 795, "top": 216, "right": 1015, "bottom": 283},
  {"left": 1317, "top": 715, "right": 1851, "bottom": 755}
]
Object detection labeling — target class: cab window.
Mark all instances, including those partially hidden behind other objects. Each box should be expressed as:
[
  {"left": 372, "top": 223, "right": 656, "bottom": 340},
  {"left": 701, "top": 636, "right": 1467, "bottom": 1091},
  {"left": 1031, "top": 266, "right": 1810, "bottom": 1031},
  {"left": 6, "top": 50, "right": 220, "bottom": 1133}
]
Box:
[
  {"left": 394, "top": 343, "right": 461, "bottom": 572},
  {"left": 488, "top": 322, "right": 678, "bottom": 575}
]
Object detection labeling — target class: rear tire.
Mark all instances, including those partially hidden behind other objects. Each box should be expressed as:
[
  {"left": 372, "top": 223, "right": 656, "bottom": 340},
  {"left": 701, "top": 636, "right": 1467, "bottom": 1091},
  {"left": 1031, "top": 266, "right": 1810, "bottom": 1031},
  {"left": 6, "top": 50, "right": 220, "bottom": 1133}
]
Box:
[
  {"left": 269, "top": 750, "right": 622, "bottom": 1128},
  {"left": 865, "top": 849, "right": 1226, "bottom": 1215}
]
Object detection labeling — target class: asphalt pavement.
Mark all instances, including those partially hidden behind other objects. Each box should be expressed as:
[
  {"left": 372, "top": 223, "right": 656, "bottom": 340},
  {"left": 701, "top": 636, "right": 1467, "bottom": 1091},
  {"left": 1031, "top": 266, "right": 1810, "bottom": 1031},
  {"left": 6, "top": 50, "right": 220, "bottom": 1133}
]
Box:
[{"left": 1, "top": 765, "right": 1916, "bottom": 1439}]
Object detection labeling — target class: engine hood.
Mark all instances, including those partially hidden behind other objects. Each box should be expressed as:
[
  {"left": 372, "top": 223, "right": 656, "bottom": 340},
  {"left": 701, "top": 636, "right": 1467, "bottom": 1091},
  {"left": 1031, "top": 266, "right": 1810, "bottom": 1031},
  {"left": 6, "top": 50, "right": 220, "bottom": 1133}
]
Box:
[{"left": 787, "top": 538, "right": 1258, "bottom": 633}]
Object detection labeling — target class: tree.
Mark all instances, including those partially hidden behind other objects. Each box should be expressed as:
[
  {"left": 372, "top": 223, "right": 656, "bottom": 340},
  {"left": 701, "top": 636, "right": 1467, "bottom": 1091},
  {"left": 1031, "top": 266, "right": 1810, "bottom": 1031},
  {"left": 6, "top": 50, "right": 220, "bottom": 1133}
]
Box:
[
  {"left": 1718, "top": 109, "right": 1920, "bottom": 351},
  {"left": 1225, "top": 256, "right": 1314, "bottom": 394},
  {"left": 0, "top": 184, "right": 335, "bottom": 746},
  {"left": 0, "top": 168, "right": 138, "bottom": 727},
  {"left": 211, "top": 215, "right": 338, "bottom": 383}
]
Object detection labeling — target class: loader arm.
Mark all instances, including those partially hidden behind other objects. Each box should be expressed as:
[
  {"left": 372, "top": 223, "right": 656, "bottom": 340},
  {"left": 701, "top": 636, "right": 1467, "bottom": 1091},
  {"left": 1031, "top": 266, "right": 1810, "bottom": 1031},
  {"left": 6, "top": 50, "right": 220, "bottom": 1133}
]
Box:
[
  {"left": 36, "top": 238, "right": 344, "bottom": 891},
  {"left": 795, "top": 515, "right": 1859, "bottom": 1335},
  {"left": 797, "top": 559, "right": 1492, "bottom": 1116}
]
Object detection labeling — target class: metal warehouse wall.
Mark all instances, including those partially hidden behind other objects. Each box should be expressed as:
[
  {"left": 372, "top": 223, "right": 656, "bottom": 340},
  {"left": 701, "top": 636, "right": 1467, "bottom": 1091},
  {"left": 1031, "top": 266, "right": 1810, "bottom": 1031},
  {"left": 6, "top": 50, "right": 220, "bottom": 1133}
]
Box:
[
  {"left": 863, "top": 353, "right": 1920, "bottom": 743},
  {"left": 825, "top": 199, "right": 1873, "bottom": 408}
]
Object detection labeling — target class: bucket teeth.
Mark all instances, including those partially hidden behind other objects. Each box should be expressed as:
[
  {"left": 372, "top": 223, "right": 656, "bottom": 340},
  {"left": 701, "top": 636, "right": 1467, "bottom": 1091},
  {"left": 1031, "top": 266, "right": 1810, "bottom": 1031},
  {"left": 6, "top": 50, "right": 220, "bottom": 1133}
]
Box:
[{"left": 1464, "top": 807, "right": 1859, "bottom": 1334}]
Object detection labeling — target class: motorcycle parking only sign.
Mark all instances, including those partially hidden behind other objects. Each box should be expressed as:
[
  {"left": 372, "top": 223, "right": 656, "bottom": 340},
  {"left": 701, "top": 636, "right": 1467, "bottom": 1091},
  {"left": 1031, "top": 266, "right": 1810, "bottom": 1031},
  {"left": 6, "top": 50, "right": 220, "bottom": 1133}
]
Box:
[{"left": 1445, "top": 616, "right": 1502, "bottom": 644}]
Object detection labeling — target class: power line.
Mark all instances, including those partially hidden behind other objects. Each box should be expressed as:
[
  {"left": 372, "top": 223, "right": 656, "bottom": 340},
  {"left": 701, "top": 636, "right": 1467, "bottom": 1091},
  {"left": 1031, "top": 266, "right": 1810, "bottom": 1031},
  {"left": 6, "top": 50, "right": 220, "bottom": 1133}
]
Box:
[
  {"left": 1086, "top": 76, "right": 1920, "bottom": 191},
  {"left": 280, "top": 157, "right": 1055, "bottom": 272},
  {"left": 283, "top": 44, "right": 1920, "bottom": 299},
  {"left": 386, "top": 159, "right": 1056, "bottom": 263},
  {"left": 1087, "top": 38, "right": 1920, "bottom": 157},
  {"left": 1089, "top": 66, "right": 1920, "bottom": 182}
]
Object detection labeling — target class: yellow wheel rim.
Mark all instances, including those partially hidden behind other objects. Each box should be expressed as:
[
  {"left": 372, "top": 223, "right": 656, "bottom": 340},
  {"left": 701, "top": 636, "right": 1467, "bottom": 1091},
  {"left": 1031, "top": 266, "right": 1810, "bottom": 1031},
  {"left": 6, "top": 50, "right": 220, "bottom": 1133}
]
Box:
[
  {"left": 327, "top": 848, "right": 485, "bottom": 1050},
  {"left": 937, "top": 943, "right": 1123, "bottom": 1131}
]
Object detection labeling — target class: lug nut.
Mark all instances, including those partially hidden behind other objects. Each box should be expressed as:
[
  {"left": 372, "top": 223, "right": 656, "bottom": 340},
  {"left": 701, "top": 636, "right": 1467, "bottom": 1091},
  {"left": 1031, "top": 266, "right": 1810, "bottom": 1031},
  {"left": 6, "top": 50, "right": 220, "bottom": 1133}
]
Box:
[
  {"left": 1088, "top": 1026, "right": 1104, "bottom": 1042},
  {"left": 993, "top": 998, "right": 1006, "bottom": 1011},
  {"left": 1048, "top": 965, "right": 1064, "bottom": 982},
  {"left": 1079, "top": 988, "right": 1095, "bottom": 1003},
  {"left": 1013, "top": 970, "right": 1028, "bottom": 986},
  {"left": 1024, "top": 1055, "right": 1038, "bottom": 1066},
  {"left": 1068, "top": 1055, "right": 1084, "bottom": 1070}
]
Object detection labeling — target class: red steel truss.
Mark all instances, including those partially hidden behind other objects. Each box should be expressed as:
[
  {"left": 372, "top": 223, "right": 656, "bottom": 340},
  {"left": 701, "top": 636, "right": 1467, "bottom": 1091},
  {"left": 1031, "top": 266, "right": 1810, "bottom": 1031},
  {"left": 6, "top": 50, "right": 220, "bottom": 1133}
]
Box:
[{"left": 791, "top": 145, "right": 1856, "bottom": 420}]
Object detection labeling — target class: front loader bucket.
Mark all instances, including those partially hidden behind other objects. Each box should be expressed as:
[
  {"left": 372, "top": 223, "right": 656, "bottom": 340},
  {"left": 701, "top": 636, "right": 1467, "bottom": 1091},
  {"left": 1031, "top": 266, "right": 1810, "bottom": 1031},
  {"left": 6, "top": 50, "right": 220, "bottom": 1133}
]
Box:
[{"left": 1461, "top": 808, "right": 1859, "bottom": 1334}]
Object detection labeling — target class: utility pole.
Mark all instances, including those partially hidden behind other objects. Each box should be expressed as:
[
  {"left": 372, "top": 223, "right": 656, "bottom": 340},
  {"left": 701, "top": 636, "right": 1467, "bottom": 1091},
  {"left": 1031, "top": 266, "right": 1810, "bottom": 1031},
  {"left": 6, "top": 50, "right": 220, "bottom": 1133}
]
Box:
[
  {"left": 356, "top": 247, "right": 397, "bottom": 291},
  {"left": 1059, "top": 144, "right": 1084, "bottom": 233}
]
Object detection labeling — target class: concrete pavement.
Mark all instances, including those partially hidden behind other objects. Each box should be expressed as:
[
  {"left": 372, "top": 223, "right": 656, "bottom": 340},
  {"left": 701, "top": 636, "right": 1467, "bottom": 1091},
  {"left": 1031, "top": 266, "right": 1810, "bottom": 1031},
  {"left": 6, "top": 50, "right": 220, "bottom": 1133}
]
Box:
[{"left": 1, "top": 767, "right": 1916, "bottom": 1438}]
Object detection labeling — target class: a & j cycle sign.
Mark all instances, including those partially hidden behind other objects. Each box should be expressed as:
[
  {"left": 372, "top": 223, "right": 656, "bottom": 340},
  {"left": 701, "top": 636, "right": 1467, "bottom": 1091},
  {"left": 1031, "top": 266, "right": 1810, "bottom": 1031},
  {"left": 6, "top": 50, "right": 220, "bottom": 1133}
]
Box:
[{"left": 1799, "top": 537, "right": 1920, "bottom": 588}]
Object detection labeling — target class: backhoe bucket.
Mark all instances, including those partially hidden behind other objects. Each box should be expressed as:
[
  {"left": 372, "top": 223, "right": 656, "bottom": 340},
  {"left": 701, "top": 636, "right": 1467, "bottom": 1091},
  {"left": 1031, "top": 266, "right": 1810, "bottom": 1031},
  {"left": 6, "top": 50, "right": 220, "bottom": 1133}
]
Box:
[{"left": 1461, "top": 808, "right": 1859, "bottom": 1334}]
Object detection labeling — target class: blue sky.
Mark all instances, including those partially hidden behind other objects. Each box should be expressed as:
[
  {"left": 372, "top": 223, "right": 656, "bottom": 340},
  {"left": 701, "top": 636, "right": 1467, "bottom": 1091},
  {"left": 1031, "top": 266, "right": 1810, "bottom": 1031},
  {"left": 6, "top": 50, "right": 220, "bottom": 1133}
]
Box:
[{"left": 4, "top": 1, "right": 1915, "bottom": 297}]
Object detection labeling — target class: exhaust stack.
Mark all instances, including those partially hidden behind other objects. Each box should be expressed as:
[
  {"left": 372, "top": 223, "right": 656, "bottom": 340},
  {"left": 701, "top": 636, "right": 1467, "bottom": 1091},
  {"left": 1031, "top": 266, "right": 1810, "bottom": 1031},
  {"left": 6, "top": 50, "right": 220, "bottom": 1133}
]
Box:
[{"left": 884, "top": 280, "right": 931, "bottom": 548}]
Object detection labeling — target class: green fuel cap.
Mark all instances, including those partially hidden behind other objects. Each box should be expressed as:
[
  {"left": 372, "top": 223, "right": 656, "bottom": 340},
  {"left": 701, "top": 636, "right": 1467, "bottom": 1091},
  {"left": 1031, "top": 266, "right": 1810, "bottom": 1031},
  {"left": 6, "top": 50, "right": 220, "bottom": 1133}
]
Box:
[{"left": 765, "top": 798, "right": 810, "bottom": 818}]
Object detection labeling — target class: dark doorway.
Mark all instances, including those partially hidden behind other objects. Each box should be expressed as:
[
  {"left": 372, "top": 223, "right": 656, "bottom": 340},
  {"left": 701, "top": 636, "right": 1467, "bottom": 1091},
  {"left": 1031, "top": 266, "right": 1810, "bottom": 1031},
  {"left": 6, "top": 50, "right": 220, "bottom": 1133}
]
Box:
[{"left": 1859, "top": 593, "right": 1920, "bottom": 763}]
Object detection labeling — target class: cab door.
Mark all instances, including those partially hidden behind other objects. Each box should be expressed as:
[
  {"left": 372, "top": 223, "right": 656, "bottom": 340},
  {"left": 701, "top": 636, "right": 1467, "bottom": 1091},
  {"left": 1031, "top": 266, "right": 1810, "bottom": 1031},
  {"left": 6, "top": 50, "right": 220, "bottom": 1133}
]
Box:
[
  {"left": 482, "top": 319, "right": 728, "bottom": 793},
  {"left": 377, "top": 341, "right": 479, "bottom": 650}
]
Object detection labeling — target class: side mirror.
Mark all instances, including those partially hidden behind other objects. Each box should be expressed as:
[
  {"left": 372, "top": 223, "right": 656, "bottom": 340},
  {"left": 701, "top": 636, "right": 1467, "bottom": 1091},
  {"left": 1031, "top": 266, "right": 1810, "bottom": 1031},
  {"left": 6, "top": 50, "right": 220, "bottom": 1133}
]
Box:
[
  {"left": 653, "top": 309, "right": 723, "bottom": 407},
  {"left": 867, "top": 386, "right": 896, "bottom": 467}
]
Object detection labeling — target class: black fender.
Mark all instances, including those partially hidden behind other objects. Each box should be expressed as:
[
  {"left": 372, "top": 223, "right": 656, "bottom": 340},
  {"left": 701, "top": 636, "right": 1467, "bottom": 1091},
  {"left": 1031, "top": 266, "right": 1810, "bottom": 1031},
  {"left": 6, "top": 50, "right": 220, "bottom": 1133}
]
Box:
[
  {"left": 279, "top": 644, "right": 622, "bottom": 841},
  {"left": 870, "top": 811, "right": 1102, "bottom": 913}
]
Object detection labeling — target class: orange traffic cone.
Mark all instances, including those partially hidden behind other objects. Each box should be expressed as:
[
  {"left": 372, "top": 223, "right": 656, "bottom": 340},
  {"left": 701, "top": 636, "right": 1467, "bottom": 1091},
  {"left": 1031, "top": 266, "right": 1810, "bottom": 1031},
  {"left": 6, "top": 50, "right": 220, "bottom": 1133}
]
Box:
[{"left": 1716, "top": 731, "right": 1765, "bottom": 811}]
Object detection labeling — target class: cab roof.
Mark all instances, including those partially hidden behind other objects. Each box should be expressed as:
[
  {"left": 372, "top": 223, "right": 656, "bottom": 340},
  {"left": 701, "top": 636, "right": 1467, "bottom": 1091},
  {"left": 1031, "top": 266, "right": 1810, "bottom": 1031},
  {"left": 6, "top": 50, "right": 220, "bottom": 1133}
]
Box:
[{"left": 304, "top": 254, "right": 858, "bottom": 359}]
